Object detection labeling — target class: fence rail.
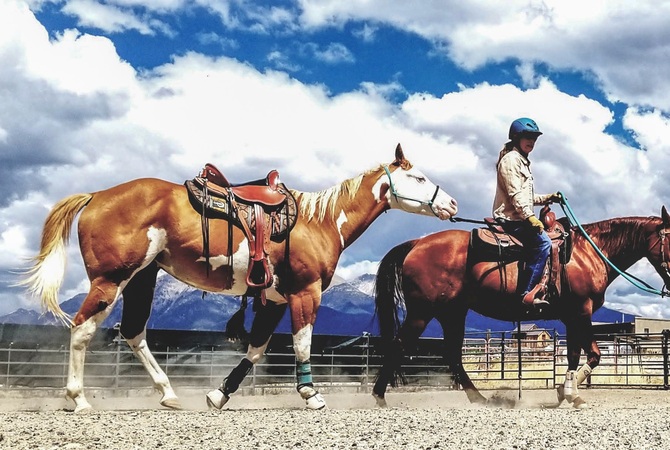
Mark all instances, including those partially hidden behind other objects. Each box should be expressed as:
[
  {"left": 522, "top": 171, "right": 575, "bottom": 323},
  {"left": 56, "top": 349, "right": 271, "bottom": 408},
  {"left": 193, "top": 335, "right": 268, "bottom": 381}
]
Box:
[{"left": 1, "top": 330, "right": 668, "bottom": 393}]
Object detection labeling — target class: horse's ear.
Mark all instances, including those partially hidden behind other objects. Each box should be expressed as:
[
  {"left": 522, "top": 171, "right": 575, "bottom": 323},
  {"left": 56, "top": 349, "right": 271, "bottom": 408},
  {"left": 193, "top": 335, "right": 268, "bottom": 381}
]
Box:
[
  {"left": 662, "top": 206, "right": 670, "bottom": 226},
  {"left": 394, "top": 143, "right": 405, "bottom": 162},
  {"left": 393, "top": 143, "right": 411, "bottom": 169}
]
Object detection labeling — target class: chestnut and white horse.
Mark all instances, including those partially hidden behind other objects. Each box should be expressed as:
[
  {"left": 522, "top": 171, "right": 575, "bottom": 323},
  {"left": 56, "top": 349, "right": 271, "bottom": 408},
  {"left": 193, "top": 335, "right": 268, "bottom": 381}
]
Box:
[{"left": 22, "top": 144, "right": 457, "bottom": 412}]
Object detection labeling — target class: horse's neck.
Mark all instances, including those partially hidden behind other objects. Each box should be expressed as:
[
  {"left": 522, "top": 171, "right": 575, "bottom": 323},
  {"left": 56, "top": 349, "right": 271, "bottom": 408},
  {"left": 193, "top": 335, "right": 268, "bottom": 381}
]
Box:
[
  {"left": 582, "top": 218, "right": 654, "bottom": 273},
  {"left": 293, "top": 170, "right": 387, "bottom": 250},
  {"left": 335, "top": 171, "right": 388, "bottom": 248}
]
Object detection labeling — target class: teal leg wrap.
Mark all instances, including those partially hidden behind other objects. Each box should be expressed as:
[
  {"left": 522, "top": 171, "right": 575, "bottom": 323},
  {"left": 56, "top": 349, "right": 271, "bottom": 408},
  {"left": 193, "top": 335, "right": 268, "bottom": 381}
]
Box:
[{"left": 296, "top": 360, "right": 313, "bottom": 388}]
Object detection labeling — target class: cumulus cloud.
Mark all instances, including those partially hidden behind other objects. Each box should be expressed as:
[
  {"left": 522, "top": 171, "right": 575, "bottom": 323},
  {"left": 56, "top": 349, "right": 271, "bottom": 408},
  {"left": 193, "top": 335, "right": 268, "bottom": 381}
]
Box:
[
  {"left": 2, "top": 0, "right": 670, "bottom": 320},
  {"left": 297, "top": 0, "right": 670, "bottom": 110}
]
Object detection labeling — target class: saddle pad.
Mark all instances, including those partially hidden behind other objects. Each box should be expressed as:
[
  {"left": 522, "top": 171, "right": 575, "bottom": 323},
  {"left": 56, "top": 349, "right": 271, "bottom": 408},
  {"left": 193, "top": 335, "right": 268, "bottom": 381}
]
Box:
[{"left": 469, "top": 228, "right": 523, "bottom": 263}]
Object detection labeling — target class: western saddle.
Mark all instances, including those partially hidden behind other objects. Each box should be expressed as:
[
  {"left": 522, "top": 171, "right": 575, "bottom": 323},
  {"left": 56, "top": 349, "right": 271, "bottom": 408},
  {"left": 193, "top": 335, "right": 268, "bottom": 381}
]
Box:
[
  {"left": 469, "top": 205, "right": 572, "bottom": 301},
  {"left": 185, "top": 163, "right": 297, "bottom": 302}
]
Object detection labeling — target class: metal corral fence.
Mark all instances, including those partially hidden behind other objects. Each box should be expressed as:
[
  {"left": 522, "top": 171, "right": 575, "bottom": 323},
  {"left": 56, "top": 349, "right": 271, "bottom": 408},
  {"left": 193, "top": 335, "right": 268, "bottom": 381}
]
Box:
[{"left": 0, "top": 328, "right": 668, "bottom": 393}]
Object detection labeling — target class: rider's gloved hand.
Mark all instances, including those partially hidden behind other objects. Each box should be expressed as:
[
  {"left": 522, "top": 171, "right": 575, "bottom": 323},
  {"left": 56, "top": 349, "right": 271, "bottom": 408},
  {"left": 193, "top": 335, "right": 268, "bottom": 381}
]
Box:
[
  {"left": 526, "top": 215, "right": 544, "bottom": 233},
  {"left": 548, "top": 192, "right": 563, "bottom": 204}
]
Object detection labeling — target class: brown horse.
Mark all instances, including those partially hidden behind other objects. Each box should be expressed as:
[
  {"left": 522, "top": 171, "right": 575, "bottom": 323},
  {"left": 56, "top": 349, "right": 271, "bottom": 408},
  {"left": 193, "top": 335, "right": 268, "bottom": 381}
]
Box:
[
  {"left": 373, "top": 206, "right": 670, "bottom": 409},
  {"left": 21, "top": 144, "right": 457, "bottom": 413}
]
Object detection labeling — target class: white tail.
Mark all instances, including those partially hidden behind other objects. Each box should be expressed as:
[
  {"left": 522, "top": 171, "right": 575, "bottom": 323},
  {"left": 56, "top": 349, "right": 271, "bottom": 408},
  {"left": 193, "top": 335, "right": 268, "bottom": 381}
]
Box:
[{"left": 19, "top": 193, "right": 93, "bottom": 326}]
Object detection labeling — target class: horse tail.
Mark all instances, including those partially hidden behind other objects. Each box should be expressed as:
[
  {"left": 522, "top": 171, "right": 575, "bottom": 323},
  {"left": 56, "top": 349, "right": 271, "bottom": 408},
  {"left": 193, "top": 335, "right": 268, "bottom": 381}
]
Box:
[
  {"left": 20, "top": 193, "right": 93, "bottom": 326},
  {"left": 374, "top": 239, "right": 417, "bottom": 343}
]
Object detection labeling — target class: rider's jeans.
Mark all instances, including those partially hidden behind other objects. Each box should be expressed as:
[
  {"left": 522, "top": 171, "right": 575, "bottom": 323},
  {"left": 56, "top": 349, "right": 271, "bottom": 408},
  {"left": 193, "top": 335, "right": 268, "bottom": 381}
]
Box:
[{"left": 500, "top": 220, "right": 552, "bottom": 295}]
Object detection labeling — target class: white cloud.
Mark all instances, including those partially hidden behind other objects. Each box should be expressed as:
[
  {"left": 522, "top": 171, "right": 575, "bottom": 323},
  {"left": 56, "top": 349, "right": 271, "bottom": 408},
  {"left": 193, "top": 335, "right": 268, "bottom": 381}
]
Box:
[
  {"left": 335, "top": 260, "right": 379, "bottom": 281},
  {"left": 2, "top": 1, "right": 670, "bottom": 320},
  {"left": 313, "top": 42, "right": 355, "bottom": 64},
  {"left": 297, "top": 0, "right": 670, "bottom": 111},
  {"left": 62, "top": 0, "right": 160, "bottom": 35}
]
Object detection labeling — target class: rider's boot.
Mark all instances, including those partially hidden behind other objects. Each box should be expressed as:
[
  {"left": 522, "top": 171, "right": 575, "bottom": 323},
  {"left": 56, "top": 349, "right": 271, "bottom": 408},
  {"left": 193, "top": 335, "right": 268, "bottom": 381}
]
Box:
[
  {"left": 522, "top": 283, "right": 549, "bottom": 307},
  {"left": 522, "top": 269, "right": 550, "bottom": 307}
]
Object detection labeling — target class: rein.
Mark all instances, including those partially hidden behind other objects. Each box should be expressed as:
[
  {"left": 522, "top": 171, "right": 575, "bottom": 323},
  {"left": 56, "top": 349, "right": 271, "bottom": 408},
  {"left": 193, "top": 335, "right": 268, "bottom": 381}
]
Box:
[
  {"left": 558, "top": 192, "right": 668, "bottom": 297},
  {"left": 383, "top": 165, "right": 441, "bottom": 217}
]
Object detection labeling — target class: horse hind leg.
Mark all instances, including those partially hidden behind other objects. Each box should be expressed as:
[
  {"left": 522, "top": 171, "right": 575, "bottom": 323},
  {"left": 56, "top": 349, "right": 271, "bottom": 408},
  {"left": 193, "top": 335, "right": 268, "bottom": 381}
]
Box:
[
  {"left": 373, "top": 310, "right": 432, "bottom": 408},
  {"left": 437, "top": 307, "right": 488, "bottom": 406},
  {"left": 67, "top": 280, "right": 121, "bottom": 413},
  {"left": 119, "top": 263, "right": 180, "bottom": 409}
]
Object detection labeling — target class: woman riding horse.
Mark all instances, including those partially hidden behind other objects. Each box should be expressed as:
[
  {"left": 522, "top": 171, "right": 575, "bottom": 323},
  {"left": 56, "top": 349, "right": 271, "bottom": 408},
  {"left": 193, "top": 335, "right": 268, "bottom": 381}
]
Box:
[{"left": 373, "top": 205, "right": 670, "bottom": 410}]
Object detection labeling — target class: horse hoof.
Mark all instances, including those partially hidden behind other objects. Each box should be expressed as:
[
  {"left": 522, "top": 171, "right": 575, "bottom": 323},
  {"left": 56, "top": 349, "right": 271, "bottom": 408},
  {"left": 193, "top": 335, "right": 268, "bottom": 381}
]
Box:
[
  {"left": 305, "top": 392, "right": 327, "bottom": 410},
  {"left": 556, "top": 385, "right": 565, "bottom": 405},
  {"left": 160, "top": 396, "right": 182, "bottom": 410},
  {"left": 73, "top": 404, "right": 93, "bottom": 414},
  {"left": 71, "top": 397, "right": 93, "bottom": 414},
  {"left": 372, "top": 392, "right": 388, "bottom": 408},
  {"left": 206, "top": 389, "right": 229, "bottom": 410},
  {"left": 572, "top": 397, "right": 589, "bottom": 410}
]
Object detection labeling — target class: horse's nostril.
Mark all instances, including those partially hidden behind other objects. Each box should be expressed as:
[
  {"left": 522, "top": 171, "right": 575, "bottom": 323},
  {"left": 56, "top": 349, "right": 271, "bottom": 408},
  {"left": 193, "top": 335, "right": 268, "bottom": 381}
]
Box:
[{"left": 452, "top": 199, "right": 458, "bottom": 207}]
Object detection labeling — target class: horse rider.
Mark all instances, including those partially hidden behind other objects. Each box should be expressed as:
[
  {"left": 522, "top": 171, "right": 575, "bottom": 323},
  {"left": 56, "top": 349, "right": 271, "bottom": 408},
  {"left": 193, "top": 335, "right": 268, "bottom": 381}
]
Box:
[{"left": 492, "top": 117, "right": 561, "bottom": 307}]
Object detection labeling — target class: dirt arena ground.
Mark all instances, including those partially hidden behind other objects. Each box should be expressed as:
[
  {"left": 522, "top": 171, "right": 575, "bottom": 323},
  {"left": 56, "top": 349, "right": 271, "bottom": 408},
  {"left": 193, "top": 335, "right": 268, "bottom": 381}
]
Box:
[{"left": 0, "top": 387, "right": 669, "bottom": 449}]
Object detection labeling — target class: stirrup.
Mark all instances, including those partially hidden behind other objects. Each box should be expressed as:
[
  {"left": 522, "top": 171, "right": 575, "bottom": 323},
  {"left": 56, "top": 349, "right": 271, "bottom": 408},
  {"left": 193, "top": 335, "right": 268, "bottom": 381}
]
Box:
[{"left": 522, "top": 284, "right": 549, "bottom": 307}]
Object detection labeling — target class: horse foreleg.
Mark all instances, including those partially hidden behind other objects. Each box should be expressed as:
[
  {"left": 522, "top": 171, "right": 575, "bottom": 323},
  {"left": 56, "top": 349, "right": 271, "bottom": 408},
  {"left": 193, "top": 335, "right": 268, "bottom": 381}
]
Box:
[
  {"left": 293, "top": 324, "right": 326, "bottom": 409},
  {"left": 566, "top": 339, "right": 600, "bottom": 409},
  {"left": 206, "top": 300, "right": 287, "bottom": 409},
  {"left": 559, "top": 316, "right": 600, "bottom": 409},
  {"left": 206, "top": 341, "right": 268, "bottom": 409}
]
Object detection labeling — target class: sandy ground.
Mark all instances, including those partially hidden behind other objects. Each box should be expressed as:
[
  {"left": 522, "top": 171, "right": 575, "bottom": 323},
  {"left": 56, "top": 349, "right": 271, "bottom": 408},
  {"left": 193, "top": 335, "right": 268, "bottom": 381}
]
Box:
[{"left": 0, "top": 387, "right": 669, "bottom": 449}]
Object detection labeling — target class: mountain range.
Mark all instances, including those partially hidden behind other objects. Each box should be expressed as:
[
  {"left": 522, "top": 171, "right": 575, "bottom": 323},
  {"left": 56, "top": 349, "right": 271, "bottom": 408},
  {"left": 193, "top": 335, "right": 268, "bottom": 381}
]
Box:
[{"left": 3, "top": 273, "right": 635, "bottom": 337}]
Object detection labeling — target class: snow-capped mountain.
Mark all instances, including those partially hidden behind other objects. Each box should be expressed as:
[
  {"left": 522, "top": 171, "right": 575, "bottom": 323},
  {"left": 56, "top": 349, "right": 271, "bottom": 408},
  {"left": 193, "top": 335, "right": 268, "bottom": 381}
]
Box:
[{"left": 3, "top": 273, "right": 636, "bottom": 336}]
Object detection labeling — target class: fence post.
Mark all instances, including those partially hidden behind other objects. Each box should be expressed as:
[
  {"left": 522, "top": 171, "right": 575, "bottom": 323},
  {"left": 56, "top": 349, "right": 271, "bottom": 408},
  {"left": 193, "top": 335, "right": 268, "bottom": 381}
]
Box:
[
  {"left": 364, "top": 332, "right": 370, "bottom": 393},
  {"left": 663, "top": 329, "right": 669, "bottom": 390},
  {"left": 62, "top": 345, "right": 68, "bottom": 388},
  {"left": 6, "top": 342, "right": 11, "bottom": 388},
  {"left": 500, "top": 332, "right": 506, "bottom": 380},
  {"left": 552, "top": 331, "right": 557, "bottom": 389},
  {"left": 485, "top": 330, "right": 491, "bottom": 370}
]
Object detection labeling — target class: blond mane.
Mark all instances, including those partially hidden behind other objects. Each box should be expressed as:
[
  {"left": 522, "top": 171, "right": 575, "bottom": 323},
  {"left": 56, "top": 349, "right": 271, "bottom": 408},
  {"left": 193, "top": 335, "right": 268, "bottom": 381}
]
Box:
[{"left": 291, "top": 165, "right": 383, "bottom": 223}]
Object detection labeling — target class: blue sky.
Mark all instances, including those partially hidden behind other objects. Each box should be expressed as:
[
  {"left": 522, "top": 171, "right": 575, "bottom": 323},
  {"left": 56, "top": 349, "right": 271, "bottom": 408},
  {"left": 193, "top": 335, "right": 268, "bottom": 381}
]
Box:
[{"left": 3, "top": 0, "right": 670, "bottom": 319}]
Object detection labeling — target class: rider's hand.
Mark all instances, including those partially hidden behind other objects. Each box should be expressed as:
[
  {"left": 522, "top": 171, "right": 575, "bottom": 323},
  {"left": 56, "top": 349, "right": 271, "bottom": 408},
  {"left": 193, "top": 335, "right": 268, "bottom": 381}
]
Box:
[
  {"left": 527, "top": 215, "right": 544, "bottom": 233},
  {"left": 548, "top": 192, "right": 563, "bottom": 204}
]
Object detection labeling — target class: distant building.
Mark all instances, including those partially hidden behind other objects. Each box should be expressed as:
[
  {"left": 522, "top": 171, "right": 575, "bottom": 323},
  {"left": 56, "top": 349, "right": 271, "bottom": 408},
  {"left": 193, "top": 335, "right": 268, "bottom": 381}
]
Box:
[
  {"left": 512, "top": 323, "right": 552, "bottom": 350},
  {"left": 634, "top": 317, "right": 670, "bottom": 336}
]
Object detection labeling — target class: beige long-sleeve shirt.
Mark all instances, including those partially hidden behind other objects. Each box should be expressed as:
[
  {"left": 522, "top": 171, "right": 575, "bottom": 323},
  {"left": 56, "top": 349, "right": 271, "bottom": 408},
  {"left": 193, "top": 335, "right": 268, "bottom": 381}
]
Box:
[{"left": 492, "top": 146, "right": 552, "bottom": 221}]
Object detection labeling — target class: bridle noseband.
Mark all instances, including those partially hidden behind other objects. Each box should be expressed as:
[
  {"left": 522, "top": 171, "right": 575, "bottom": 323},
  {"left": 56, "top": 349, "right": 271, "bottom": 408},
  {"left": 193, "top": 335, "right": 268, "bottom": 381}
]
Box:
[{"left": 382, "top": 165, "right": 441, "bottom": 217}]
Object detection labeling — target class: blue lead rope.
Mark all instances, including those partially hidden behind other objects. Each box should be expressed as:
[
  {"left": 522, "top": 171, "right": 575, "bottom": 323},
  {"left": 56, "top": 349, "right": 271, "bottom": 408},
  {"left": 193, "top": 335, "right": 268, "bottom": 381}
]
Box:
[{"left": 557, "top": 191, "right": 666, "bottom": 297}]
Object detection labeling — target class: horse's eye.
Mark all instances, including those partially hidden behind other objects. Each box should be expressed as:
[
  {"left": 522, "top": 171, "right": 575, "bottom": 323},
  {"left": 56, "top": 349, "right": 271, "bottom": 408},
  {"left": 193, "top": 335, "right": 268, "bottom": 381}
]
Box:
[{"left": 416, "top": 176, "right": 426, "bottom": 184}]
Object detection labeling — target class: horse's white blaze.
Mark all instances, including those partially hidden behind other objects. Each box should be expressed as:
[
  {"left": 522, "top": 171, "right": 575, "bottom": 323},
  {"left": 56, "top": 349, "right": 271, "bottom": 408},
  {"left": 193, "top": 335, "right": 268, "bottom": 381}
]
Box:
[
  {"left": 379, "top": 166, "right": 457, "bottom": 219},
  {"left": 293, "top": 324, "right": 313, "bottom": 362},
  {"left": 336, "top": 210, "right": 347, "bottom": 248}
]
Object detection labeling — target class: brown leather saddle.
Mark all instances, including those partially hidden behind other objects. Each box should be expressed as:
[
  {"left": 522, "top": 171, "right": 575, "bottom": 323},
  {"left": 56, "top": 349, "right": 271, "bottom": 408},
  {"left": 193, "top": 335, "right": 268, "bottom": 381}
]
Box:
[
  {"left": 469, "top": 206, "right": 572, "bottom": 298},
  {"left": 185, "top": 163, "right": 297, "bottom": 300}
]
